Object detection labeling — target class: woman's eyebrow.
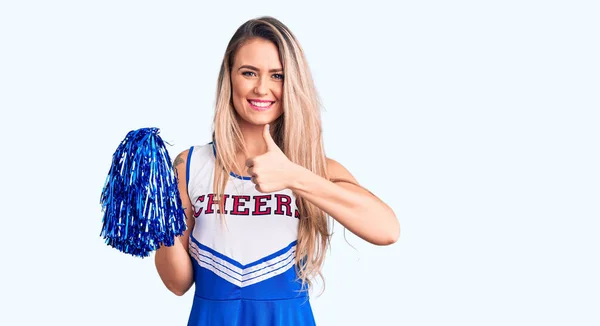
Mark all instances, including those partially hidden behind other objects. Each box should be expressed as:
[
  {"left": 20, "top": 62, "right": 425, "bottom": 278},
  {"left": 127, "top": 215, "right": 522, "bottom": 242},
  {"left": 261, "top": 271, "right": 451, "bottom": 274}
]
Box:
[{"left": 238, "top": 65, "right": 283, "bottom": 73}]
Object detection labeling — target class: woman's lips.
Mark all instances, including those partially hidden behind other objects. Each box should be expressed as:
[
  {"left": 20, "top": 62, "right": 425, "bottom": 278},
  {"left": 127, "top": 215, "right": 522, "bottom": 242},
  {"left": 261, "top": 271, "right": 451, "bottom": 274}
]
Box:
[{"left": 248, "top": 99, "right": 275, "bottom": 111}]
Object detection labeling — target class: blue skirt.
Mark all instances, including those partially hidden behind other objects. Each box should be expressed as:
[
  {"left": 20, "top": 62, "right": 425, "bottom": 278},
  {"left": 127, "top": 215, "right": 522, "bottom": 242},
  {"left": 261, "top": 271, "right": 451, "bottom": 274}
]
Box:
[{"left": 187, "top": 295, "right": 316, "bottom": 326}]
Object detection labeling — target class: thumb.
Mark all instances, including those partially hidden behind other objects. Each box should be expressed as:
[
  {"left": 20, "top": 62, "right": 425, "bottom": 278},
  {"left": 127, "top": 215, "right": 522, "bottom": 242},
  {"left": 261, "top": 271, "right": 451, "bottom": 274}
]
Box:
[{"left": 263, "top": 124, "right": 278, "bottom": 151}]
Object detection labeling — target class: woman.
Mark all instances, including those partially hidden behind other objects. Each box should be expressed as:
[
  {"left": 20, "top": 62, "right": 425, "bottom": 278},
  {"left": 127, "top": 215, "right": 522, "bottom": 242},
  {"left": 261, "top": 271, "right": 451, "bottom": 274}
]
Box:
[{"left": 155, "top": 16, "right": 400, "bottom": 325}]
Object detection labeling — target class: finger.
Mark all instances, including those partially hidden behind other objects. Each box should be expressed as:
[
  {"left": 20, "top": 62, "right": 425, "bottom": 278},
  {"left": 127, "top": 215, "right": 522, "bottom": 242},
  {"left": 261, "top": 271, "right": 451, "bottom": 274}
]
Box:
[{"left": 263, "top": 124, "right": 278, "bottom": 152}]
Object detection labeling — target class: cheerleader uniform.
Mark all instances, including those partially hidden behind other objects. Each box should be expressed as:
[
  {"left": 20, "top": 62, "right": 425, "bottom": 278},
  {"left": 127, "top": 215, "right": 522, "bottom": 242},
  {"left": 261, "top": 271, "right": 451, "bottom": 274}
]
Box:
[{"left": 185, "top": 142, "right": 316, "bottom": 326}]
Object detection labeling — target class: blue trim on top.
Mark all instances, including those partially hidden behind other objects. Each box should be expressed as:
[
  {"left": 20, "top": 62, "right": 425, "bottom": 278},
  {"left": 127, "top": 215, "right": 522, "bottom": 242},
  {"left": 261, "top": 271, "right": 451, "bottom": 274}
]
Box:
[
  {"left": 186, "top": 145, "right": 194, "bottom": 188},
  {"left": 243, "top": 255, "right": 296, "bottom": 282},
  {"left": 241, "top": 250, "right": 296, "bottom": 278},
  {"left": 210, "top": 141, "right": 216, "bottom": 155},
  {"left": 210, "top": 141, "right": 252, "bottom": 180},
  {"left": 243, "top": 240, "right": 298, "bottom": 269},
  {"left": 230, "top": 171, "right": 252, "bottom": 180},
  {"left": 191, "top": 259, "right": 306, "bottom": 301},
  {"left": 190, "top": 234, "right": 298, "bottom": 269}
]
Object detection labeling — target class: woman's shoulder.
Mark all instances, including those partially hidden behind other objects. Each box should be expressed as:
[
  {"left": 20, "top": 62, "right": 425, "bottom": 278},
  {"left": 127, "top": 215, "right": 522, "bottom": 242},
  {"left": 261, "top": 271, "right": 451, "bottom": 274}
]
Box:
[
  {"left": 173, "top": 142, "right": 214, "bottom": 168},
  {"left": 325, "top": 157, "right": 350, "bottom": 177},
  {"left": 325, "top": 157, "right": 360, "bottom": 185},
  {"left": 178, "top": 142, "right": 214, "bottom": 157},
  {"left": 191, "top": 142, "right": 215, "bottom": 153}
]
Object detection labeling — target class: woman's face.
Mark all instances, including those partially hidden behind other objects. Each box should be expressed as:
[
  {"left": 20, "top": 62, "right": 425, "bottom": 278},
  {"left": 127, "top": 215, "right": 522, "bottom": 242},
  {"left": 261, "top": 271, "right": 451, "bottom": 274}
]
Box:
[{"left": 230, "top": 38, "right": 284, "bottom": 127}]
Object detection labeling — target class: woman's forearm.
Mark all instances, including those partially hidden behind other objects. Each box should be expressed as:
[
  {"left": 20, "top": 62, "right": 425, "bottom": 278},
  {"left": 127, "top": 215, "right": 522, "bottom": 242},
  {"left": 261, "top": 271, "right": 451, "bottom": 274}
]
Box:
[
  {"left": 289, "top": 165, "right": 399, "bottom": 245},
  {"left": 154, "top": 236, "right": 194, "bottom": 296}
]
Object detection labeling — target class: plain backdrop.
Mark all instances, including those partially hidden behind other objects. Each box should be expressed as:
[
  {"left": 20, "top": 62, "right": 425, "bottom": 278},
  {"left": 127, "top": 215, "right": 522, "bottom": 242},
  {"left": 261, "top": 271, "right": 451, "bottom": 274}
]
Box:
[{"left": 1, "top": 1, "right": 598, "bottom": 325}]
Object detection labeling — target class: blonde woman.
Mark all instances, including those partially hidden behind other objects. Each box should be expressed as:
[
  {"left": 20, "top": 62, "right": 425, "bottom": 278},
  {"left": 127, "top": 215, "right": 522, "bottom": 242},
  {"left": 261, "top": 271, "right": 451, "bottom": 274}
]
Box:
[{"left": 155, "top": 16, "right": 400, "bottom": 326}]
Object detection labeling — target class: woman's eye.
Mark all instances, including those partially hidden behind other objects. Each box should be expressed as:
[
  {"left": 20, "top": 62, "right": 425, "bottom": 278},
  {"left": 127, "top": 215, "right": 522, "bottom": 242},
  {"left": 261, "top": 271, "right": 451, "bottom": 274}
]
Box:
[
  {"left": 242, "top": 71, "right": 256, "bottom": 77},
  {"left": 272, "top": 73, "right": 284, "bottom": 80}
]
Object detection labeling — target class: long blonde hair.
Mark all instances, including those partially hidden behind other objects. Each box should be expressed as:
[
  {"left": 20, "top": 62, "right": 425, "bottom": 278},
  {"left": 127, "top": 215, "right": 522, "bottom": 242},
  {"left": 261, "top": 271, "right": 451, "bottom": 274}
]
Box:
[{"left": 211, "top": 16, "right": 330, "bottom": 293}]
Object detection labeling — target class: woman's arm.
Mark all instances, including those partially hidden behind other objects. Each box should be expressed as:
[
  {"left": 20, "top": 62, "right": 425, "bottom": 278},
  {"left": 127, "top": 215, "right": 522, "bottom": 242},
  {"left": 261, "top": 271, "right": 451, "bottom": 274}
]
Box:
[
  {"left": 246, "top": 125, "right": 399, "bottom": 245},
  {"left": 154, "top": 149, "right": 196, "bottom": 296},
  {"left": 289, "top": 158, "right": 400, "bottom": 246}
]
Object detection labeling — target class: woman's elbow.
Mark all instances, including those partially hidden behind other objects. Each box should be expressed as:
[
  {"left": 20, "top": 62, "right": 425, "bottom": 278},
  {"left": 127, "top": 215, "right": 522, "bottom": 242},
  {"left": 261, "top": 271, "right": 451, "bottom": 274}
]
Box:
[
  {"left": 166, "top": 281, "right": 193, "bottom": 296},
  {"left": 384, "top": 227, "right": 400, "bottom": 245},
  {"left": 371, "top": 228, "right": 399, "bottom": 246},
  {"left": 170, "top": 288, "right": 187, "bottom": 297},
  {"left": 378, "top": 214, "right": 400, "bottom": 246}
]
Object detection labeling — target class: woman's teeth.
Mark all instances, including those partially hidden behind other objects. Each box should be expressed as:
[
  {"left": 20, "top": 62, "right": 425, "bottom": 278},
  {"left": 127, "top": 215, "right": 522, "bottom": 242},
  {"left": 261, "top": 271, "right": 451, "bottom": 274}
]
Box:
[{"left": 250, "top": 101, "right": 272, "bottom": 107}]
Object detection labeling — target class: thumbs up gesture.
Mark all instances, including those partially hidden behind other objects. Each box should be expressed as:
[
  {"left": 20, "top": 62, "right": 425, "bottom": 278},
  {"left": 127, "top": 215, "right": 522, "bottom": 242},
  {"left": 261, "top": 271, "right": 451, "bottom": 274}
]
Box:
[{"left": 246, "top": 124, "right": 298, "bottom": 193}]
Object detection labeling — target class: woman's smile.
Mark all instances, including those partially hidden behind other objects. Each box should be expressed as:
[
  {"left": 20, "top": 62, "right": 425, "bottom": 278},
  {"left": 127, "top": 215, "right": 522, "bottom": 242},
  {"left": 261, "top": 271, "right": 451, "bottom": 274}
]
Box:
[{"left": 248, "top": 99, "right": 276, "bottom": 111}]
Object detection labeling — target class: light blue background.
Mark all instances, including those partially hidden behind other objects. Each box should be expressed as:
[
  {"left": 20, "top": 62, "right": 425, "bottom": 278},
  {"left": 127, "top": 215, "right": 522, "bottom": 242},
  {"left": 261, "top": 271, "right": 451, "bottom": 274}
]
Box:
[{"left": 1, "top": 1, "right": 598, "bottom": 325}]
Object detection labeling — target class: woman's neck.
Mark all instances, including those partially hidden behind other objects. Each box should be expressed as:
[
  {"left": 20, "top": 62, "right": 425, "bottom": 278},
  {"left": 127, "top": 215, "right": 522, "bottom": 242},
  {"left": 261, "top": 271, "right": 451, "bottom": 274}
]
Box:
[{"left": 238, "top": 121, "right": 269, "bottom": 157}]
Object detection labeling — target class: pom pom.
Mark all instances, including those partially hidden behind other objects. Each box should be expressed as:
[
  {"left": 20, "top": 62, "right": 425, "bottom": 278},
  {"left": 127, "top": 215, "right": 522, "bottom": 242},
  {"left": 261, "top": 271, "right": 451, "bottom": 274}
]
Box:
[{"left": 100, "top": 127, "right": 186, "bottom": 258}]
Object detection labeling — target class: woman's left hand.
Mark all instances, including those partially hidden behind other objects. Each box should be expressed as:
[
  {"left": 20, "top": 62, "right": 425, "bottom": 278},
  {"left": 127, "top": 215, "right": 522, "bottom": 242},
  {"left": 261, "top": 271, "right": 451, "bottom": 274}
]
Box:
[{"left": 246, "top": 124, "right": 300, "bottom": 193}]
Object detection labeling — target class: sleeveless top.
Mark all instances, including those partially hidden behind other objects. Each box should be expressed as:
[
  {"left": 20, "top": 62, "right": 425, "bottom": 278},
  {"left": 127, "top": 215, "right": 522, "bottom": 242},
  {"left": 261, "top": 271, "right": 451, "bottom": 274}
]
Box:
[{"left": 185, "top": 142, "right": 316, "bottom": 326}]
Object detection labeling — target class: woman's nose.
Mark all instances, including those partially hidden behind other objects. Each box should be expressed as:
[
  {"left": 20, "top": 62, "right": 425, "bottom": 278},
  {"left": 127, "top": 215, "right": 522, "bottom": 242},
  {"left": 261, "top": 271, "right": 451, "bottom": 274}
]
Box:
[{"left": 254, "top": 78, "right": 268, "bottom": 95}]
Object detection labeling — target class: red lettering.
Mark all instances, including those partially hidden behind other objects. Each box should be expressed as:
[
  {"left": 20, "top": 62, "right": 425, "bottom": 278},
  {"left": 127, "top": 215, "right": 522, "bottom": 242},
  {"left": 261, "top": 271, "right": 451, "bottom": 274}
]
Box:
[
  {"left": 231, "top": 195, "right": 250, "bottom": 215},
  {"left": 253, "top": 195, "right": 272, "bottom": 215},
  {"left": 274, "top": 194, "right": 292, "bottom": 217},
  {"left": 193, "top": 195, "right": 205, "bottom": 217},
  {"left": 294, "top": 198, "right": 300, "bottom": 218},
  {"left": 205, "top": 194, "right": 217, "bottom": 214}
]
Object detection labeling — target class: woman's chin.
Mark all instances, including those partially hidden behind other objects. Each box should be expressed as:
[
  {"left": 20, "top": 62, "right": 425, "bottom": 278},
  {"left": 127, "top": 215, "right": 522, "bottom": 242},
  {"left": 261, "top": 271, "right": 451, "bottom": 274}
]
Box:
[{"left": 239, "top": 111, "right": 282, "bottom": 126}]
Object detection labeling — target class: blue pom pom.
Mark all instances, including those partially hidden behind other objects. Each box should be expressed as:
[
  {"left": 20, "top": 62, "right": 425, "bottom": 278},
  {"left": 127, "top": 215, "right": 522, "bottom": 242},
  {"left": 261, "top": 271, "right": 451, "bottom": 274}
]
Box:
[{"left": 100, "top": 127, "right": 187, "bottom": 258}]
